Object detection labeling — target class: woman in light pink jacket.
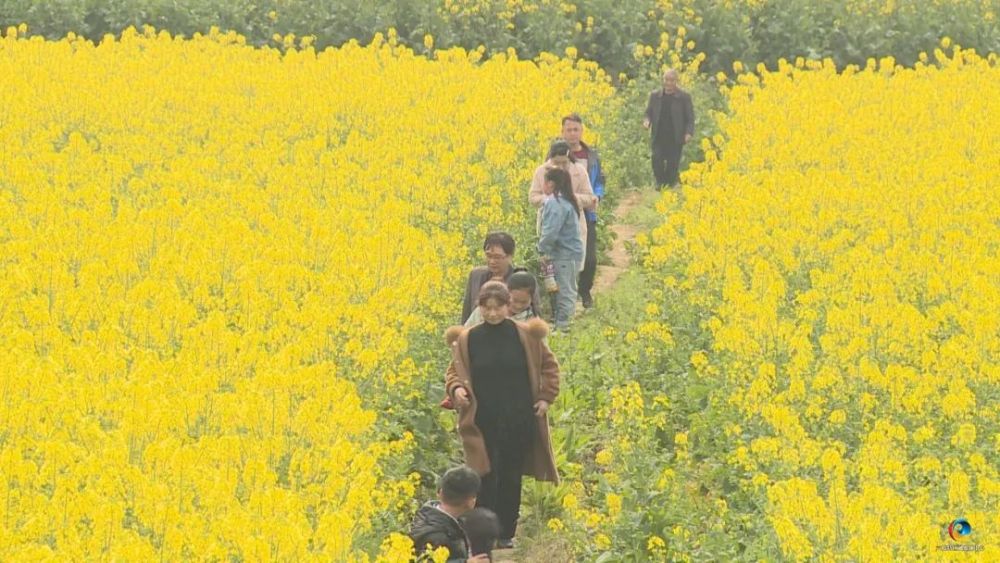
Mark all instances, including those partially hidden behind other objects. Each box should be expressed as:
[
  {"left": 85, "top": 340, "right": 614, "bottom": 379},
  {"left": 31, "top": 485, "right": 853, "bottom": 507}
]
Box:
[{"left": 529, "top": 140, "right": 596, "bottom": 269}]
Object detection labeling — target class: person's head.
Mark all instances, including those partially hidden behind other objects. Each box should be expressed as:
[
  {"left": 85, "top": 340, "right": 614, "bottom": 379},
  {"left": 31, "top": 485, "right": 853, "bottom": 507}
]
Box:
[
  {"left": 438, "top": 466, "right": 481, "bottom": 512},
  {"left": 543, "top": 166, "right": 580, "bottom": 213},
  {"left": 461, "top": 508, "right": 501, "bottom": 557},
  {"left": 662, "top": 69, "right": 680, "bottom": 93},
  {"left": 546, "top": 139, "right": 575, "bottom": 170},
  {"left": 507, "top": 269, "right": 536, "bottom": 316},
  {"left": 482, "top": 232, "right": 515, "bottom": 277},
  {"left": 477, "top": 281, "right": 510, "bottom": 325},
  {"left": 561, "top": 113, "right": 584, "bottom": 149}
]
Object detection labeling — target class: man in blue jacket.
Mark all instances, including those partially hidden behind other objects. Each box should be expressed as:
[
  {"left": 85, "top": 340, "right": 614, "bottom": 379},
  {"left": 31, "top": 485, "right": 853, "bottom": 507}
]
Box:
[{"left": 560, "top": 113, "right": 605, "bottom": 309}]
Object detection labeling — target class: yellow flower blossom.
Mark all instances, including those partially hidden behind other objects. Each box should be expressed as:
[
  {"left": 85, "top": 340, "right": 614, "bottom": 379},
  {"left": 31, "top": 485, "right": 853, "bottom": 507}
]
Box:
[
  {"left": 606, "top": 493, "right": 623, "bottom": 518},
  {"left": 595, "top": 449, "right": 614, "bottom": 466},
  {"left": 647, "top": 535, "right": 667, "bottom": 557},
  {"left": 595, "top": 533, "right": 612, "bottom": 550},
  {"left": 562, "top": 493, "right": 579, "bottom": 510},
  {"left": 644, "top": 45, "right": 1000, "bottom": 561},
  {"left": 0, "top": 29, "right": 613, "bottom": 559},
  {"left": 828, "top": 409, "right": 846, "bottom": 424},
  {"left": 951, "top": 423, "right": 977, "bottom": 448}
]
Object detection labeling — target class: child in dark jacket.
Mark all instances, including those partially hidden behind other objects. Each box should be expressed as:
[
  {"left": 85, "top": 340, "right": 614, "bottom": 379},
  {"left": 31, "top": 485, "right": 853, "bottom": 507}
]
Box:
[{"left": 409, "top": 466, "right": 490, "bottom": 562}]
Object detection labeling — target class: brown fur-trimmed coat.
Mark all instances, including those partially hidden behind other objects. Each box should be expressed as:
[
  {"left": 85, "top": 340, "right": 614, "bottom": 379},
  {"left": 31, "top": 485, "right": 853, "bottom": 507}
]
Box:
[{"left": 444, "top": 318, "right": 560, "bottom": 483}]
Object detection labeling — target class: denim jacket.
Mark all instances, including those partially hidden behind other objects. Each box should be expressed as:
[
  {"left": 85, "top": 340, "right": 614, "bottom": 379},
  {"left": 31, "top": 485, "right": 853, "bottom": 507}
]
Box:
[{"left": 538, "top": 196, "right": 584, "bottom": 263}]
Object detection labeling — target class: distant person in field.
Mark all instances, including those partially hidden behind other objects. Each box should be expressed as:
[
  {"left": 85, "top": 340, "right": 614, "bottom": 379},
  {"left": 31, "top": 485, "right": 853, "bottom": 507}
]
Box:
[
  {"left": 409, "top": 465, "right": 490, "bottom": 562},
  {"left": 538, "top": 167, "right": 584, "bottom": 332},
  {"left": 445, "top": 282, "right": 561, "bottom": 549},
  {"left": 559, "top": 113, "right": 605, "bottom": 309},
  {"left": 643, "top": 68, "right": 695, "bottom": 188},
  {"left": 460, "top": 232, "right": 541, "bottom": 325}
]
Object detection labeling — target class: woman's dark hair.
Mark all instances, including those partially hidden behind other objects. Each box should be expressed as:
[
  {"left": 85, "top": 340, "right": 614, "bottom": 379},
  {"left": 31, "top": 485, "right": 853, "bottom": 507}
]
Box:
[
  {"left": 544, "top": 167, "right": 580, "bottom": 214},
  {"left": 507, "top": 270, "right": 537, "bottom": 294},
  {"left": 546, "top": 139, "right": 576, "bottom": 162},
  {"left": 439, "top": 466, "right": 481, "bottom": 504},
  {"left": 477, "top": 281, "right": 511, "bottom": 306},
  {"left": 482, "top": 231, "right": 515, "bottom": 256}
]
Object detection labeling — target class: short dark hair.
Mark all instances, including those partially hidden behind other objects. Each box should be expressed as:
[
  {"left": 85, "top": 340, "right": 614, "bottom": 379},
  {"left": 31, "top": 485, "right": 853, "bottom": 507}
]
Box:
[
  {"left": 440, "top": 466, "right": 481, "bottom": 504},
  {"left": 507, "top": 270, "right": 537, "bottom": 294},
  {"left": 547, "top": 139, "right": 574, "bottom": 161},
  {"left": 562, "top": 113, "right": 583, "bottom": 126},
  {"left": 483, "top": 232, "right": 515, "bottom": 256},
  {"left": 462, "top": 508, "right": 500, "bottom": 556},
  {"left": 477, "top": 281, "right": 511, "bottom": 306}
]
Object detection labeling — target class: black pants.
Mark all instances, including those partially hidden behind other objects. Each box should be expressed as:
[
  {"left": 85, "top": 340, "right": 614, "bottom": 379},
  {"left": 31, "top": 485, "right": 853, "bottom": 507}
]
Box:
[
  {"left": 578, "top": 219, "right": 597, "bottom": 298},
  {"left": 477, "top": 415, "right": 534, "bottom": 539},
  {"left": 652, "top": 142, "right": 683, "bottom": 187}
]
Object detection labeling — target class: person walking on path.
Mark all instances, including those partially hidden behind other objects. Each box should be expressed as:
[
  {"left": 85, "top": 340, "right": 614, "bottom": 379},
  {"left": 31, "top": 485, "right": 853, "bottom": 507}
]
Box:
[
  {"left": 460, "top": 232, "right": 541, "bottom": 325},
  {"left": 537, "top": 167, "right": 584, "bottom": 332},
  {"left": 464, "top": 269, "right": 540, "bottom": 327},
  {"left": 643, "top": 68, "right": 695, "bottom": 188},
  {"left": 529, "top": 140, "right": 596, "bottom": 266},
  {"left": 445, "top": 282, "right": 561, "bottom": 548},
  {"left": 441, "top": 270, "right": 541, "bottom": 410},
  {"left": 559, "top": 113, "right": 605, "bottom": 309}
]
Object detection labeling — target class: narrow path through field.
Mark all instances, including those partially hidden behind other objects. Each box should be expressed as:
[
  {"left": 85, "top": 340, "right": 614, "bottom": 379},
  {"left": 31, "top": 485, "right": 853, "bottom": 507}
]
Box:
[
  {"left": 592, "top": 189, "right": 645, "bottom": 294},
  {"left": 493, "top": 187, "right": 651, "bottom": 562}
]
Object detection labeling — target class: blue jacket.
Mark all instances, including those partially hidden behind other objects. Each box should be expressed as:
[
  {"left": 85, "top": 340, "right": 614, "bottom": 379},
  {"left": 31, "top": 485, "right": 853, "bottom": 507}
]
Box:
[
  {"left": 538, "top": 196, "right": 584, "bottom": 263},
  {"left": 579, "top": 142, "right": 605, "bottom": 223}
]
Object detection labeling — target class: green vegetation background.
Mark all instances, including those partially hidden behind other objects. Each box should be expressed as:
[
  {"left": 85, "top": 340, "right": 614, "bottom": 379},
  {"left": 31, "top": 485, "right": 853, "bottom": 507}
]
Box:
[{"left": 3, "top": 0, "right": 998, "bottom": 77}]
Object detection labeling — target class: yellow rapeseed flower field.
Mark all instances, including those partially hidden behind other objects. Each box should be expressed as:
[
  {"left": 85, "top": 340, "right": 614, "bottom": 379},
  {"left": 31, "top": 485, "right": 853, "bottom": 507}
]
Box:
[
  {"left": 644, "top": 45, "right": 1000, "bottom": 559},
  {"left": 0, "top": 26, "right": 613, "bottom": 560}
]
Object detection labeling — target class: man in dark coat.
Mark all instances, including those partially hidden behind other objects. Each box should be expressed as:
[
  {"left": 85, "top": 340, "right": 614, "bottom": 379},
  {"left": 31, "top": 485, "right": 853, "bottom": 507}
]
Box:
[
  {"left": 409, "top": 466, "right": 490, "bottom": 562},
  {"left": 643, "top": 68, "right": 695, "bottom": 188}
]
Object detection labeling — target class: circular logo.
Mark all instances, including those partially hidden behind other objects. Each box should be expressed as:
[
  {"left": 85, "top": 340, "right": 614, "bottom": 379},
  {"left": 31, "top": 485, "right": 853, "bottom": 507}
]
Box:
[{"left": 948, "top": 518, "right": 972, "bottom": 542}]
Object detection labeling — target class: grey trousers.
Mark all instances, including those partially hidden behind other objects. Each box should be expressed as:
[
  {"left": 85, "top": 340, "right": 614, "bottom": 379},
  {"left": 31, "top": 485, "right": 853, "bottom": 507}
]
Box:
[{"left": 552, "top": 259, "right": 579, "bottom": 329}]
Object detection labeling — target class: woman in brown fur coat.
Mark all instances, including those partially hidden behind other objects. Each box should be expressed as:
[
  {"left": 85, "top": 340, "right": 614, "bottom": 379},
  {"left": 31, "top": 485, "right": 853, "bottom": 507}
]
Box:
[{"left": 444, "top": 281, "right": 560, "bottom": 548}]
